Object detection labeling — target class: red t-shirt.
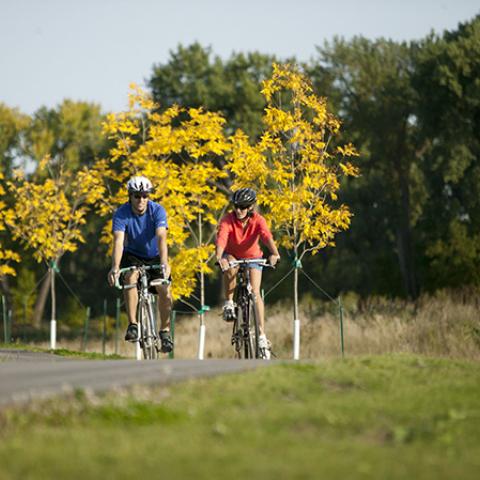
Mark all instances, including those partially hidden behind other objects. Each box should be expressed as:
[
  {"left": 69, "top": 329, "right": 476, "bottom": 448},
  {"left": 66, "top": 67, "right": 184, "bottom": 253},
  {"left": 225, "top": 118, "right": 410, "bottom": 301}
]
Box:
[{"left": 216, "top": 211, "right": 273, "bottom": 259}]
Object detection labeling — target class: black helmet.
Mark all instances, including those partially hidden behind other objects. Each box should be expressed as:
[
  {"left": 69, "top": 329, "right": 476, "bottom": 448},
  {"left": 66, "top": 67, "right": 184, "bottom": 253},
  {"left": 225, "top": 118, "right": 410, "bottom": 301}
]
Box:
[{"left": 232, "top": 188, "right": 257, "bottom": 207}]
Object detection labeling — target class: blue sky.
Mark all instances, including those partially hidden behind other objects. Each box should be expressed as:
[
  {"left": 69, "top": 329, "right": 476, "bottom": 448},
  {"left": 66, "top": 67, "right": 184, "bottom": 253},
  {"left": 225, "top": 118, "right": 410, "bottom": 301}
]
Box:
[{"left": 1, "top": 0, "right": 479, "bottom": 115}]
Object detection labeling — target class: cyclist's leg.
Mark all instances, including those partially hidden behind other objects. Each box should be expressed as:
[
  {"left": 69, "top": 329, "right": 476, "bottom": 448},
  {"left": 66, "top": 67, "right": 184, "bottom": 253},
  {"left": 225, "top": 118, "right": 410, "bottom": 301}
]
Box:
[
  {"left": 250, "top": 266, "right": 271, "bottom": 358},
  {"left": 249, "top": 267, "right": 265, "bottom": 334},
  {"left": 222, "top": 254, "right": 238, "bottom": 320},
  {"left": 156, "top": 286, "right": 173, "bottom": 353},
  {"left": 124, "top": 269, "right": 140, "bottom": 324},
  {"left": 144, "top": 255, "right": 172, "bottom": 329},
  {"left": 119, "top": 253, "right": 141, "bottom": 340},
  {"left": 121, "top": 253, "right": 143, "bottom": 321},
  {"left": 155, "top": 284, "right": 172, "bottom": 330},
  {"left": 222, "top": 254, "right": 238, "bottom": 302}
]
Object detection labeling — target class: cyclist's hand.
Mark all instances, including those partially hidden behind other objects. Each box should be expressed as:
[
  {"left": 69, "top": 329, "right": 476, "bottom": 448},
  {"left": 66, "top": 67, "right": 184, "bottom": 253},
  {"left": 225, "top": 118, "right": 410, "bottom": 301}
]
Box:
[
  {"left": 218, "top": 258, "right": 230, "bottom": 272},
  {"left": 162, "top": 263, "right": 171, "bottom": 279},
  {"left": 108, "top": 268, "right": 119, "bottom": 287},
  {"left": 268, "top": 254, "right": 280, "bottom": 267}
]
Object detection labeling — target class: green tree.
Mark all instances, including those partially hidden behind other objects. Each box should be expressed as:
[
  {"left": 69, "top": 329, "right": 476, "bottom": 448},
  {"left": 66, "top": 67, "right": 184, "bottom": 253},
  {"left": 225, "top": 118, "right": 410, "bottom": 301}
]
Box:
[
  {"left": 10, "top": 265, "right": 37, "bottom": 325},
  {"left": 148, "top": 43, "right": 277, "bottom": 139},
  {"left": 312, "top": 37, "right": 427, "bottom": 299},
  {"left": 0, "top": 103, "right": 30, "bottom": 177},
  {"left": 26, "top": 100, "right": 106, "bottom": 171},
  {"left": 413, "top": 16, "right": 480, "bottom": 288}
]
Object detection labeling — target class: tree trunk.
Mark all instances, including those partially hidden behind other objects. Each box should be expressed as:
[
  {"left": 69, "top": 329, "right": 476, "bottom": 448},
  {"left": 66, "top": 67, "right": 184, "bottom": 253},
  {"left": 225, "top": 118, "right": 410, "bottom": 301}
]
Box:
[
  {"left": 396, "top": 223, "right": 418, "bottom": 300},
  {"left": 32, "top": 270, "right": 51, "bottom": 328},
  {"left": 199, "top": 211, "right": 205, "bottom": 326},
  {"left": 393, "top": 123, "right": 419, "bottom": 300},
  {"left": 0, "top": 274, "right": 12, "bottom": 313},
  {"left": 395, "top": 158, "right": 419, "bottom": 300},
  {"left": 293, "top": 266, "right": 299, "bottom": 320},
  {"left": 51, "top": 266, "right": 56, "bottom": 323}
]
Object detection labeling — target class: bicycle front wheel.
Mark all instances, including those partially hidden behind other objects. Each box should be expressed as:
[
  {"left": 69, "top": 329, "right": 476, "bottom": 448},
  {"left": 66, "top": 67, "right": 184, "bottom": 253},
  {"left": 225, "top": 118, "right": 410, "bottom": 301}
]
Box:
[
  {"left": 138, "top": 300, "right": 157, "bottom": 360},
  {"left": 231, "top": 316, "right": 243, "bottom": 359},
  {"left": 249, "top": 294, "right": 261, "bottom": 359},
  {"left": 242, "top": 296, "right": 255, "bottom": 359}
]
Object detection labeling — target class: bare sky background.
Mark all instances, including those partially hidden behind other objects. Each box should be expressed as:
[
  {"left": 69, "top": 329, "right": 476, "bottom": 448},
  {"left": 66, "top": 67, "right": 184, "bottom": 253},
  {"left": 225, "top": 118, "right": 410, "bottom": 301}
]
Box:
[{"left": 1, "top": 0, "right": 479, "bottom": 114}]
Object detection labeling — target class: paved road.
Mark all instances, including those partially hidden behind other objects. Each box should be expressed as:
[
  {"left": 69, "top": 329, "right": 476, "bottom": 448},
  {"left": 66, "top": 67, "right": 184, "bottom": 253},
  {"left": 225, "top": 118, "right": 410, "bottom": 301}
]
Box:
[{"left": 0, "top": 349, "right": 272, "bottom": 407}]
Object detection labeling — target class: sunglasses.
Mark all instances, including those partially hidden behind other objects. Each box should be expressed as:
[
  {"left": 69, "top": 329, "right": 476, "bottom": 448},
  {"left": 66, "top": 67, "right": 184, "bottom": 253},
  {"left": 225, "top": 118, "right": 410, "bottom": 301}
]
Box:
[
  {"left": 234, "top": 204, "right": 251, "bottom": 210},
  {"left": 132, "top": 193, "right": 149, "bottom": 199}
]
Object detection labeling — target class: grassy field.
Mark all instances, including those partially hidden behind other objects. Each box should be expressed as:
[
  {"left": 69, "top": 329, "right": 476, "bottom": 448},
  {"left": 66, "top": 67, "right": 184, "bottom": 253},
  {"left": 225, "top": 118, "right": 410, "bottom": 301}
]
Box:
[{"left": 1, "top": 354, "right": 479, "bottom": 479}]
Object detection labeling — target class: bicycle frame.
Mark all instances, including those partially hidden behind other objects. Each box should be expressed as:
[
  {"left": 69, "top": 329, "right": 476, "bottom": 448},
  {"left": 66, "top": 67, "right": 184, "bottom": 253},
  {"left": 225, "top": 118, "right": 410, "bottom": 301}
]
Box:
[
  {"left": 115, "top": 264, "right": 170, "bottom": 360},
  {"left": 227, "top": 259, "right": 269, "bottom": 359}
]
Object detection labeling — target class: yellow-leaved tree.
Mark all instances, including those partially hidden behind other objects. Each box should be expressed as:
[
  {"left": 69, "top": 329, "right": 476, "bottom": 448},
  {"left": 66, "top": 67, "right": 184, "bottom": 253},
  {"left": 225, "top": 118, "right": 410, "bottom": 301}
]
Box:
[
  {"left": 5, "top": 156, "right": 105, "bottom": 342},
  {"left": 0, "top": 172, "right": 20, "bottom": 276},
  {"left": 97, "top": 85, "right": 230, "bottom": 307},
  {"left": 227, "top": 64, "right": 359, "bottom": 358}
]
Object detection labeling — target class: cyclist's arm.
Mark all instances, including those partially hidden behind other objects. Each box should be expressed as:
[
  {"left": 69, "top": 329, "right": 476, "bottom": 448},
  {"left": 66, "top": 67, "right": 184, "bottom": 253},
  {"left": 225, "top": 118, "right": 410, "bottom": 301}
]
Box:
[
  {"left": 264, "top": 236, "right": 281, "bottom": 266},
  {"left": 156, "top": 226, "right": 170, "bottom": 278},
  {"left": 108, "top": 230, "right": 124, "bottom": 286},
  {"left": 215, "top": 244, "right": 225, "bottom": 262},
  {"left": 215, "top": 245, "right": 230, "bottom": 271},
  {"left": 215, "top": 219, "right": 231, "bottom": 270},
  {"left": 257, "top": 216, "right": 280, "bottom": 266}
]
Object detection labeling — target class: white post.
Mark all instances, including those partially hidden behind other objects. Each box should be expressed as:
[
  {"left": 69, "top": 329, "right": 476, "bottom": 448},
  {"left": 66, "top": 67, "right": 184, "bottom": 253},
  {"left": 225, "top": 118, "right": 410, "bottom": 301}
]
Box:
[
  {"left": 198, "top": 323, "right": 206, "bottom": 360},
  {"left": 293, "top": 318, "right": 300, "bottom": 360},
  {"left": 50, "top": 265, "right": 57, "bottom": 350},
  {"left": 135, "top": 341, "right": 142, "bottom": 360},
  {"left": 50, "top": 319, "right": 56, "bottom": 350}
]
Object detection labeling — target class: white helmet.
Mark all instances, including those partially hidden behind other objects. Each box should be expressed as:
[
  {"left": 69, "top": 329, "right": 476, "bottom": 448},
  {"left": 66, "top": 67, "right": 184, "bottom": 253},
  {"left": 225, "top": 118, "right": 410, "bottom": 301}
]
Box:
[{"left": 127, "top": 176, "right": 153, "bottom": 193}]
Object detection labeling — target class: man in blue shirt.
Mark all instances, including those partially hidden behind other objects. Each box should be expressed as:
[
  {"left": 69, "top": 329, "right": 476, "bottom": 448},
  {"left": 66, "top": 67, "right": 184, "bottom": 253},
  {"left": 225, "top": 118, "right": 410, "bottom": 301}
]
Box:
[{"left": 107, "top": 176, "right": 173, "bottom": 352}]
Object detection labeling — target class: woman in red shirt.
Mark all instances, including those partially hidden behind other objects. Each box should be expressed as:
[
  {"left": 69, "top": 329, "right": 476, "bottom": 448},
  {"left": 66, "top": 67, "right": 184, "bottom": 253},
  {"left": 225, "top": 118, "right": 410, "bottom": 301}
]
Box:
[{"left": 216, "top": 188, "right": 280, "bottom": 359}]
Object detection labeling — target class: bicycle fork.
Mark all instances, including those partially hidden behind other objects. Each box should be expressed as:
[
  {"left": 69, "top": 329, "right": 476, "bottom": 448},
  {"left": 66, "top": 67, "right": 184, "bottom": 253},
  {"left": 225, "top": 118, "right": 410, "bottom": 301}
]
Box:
[{"left": 145, "top": 296, "right": 159, "bottom": 350}]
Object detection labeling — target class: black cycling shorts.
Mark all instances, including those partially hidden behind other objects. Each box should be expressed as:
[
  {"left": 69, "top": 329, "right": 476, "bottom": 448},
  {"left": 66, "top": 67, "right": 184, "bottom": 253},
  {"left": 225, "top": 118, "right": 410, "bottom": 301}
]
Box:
[{"left": 120, "top": 252, "right": 171, "bottom": 292}]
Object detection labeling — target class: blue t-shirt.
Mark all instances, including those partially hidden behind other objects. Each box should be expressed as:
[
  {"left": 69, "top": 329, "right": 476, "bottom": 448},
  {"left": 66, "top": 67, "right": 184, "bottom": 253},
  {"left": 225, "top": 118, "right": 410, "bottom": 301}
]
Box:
[{"left": 112, "top": 201, "right": 168, "bottom": 258}]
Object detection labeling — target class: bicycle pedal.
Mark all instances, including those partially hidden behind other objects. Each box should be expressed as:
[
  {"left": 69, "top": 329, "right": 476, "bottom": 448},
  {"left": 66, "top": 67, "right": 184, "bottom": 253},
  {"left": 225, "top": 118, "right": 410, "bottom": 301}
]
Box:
[
  {"left": 231, "top": 332, "right": 241, "bottom": 342},
  {"left": 259, "top": 348, "right": 272, "bottom": 360}
]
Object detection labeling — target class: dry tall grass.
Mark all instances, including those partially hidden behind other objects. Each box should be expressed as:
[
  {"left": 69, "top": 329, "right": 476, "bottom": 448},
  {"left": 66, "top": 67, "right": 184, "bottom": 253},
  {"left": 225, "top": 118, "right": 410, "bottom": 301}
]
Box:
[{"left": 30, "top": 291, "right": 480, "bottom": 360}]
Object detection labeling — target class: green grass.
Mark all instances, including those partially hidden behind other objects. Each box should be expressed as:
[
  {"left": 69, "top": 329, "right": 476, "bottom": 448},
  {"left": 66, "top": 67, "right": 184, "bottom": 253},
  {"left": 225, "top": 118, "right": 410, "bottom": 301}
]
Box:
[
  {"left": 1, "top": 355, "right": 479, "bottom": 480},
  {"left": 0, "top": 342, "right": 124, "bottom": 360}
]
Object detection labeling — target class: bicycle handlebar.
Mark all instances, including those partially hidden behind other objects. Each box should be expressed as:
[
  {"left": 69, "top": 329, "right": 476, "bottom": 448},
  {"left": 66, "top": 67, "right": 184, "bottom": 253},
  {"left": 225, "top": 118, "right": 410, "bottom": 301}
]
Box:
[
  {"left": 114, "top": 264, "right": 171, "bottom": 290},
  {"left": 218, "top": 258, "right": 275, "bottom": 270}
]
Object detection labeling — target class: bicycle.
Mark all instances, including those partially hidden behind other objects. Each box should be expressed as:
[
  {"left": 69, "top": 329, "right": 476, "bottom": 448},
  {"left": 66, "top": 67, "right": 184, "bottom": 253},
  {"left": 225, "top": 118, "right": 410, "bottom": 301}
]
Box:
[
  {"left": 222, "top": 258, "right": 273, "bottom": 359},
  {"left": 115, "top": 264, "right": 170, "bottom": 360}
]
